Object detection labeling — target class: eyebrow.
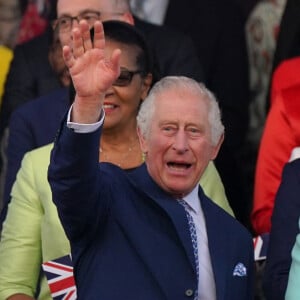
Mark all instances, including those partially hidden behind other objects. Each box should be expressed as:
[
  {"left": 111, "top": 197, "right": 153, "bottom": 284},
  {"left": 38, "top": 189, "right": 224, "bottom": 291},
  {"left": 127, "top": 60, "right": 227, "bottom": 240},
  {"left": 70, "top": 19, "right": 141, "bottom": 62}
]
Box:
[{"left": 58, "top": 9, "right": 100, "bottom": 18}]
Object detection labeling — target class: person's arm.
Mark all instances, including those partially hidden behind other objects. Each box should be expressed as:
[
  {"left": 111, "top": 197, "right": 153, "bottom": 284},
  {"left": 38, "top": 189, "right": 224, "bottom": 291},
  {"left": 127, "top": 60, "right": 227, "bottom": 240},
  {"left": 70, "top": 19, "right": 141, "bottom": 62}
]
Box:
[
  {"left": 0, "top": 152, "right": 43, "bottom": 299},
  {"left": 48, "top": 20, "right": 120, "bottom": 242},
  {"left": 263, "top": 160, "right": 300, "bottom": 299},
  {"left": 252, "top": 94, "right": 294, "bottom": 234}
]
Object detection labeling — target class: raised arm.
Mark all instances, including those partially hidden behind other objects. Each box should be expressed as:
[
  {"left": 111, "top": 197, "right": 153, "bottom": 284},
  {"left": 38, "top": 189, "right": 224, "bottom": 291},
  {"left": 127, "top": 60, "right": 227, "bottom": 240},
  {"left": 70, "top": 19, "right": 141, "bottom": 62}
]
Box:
[{"left": 63, "top": 20, "right": 121, "bottom": 123}]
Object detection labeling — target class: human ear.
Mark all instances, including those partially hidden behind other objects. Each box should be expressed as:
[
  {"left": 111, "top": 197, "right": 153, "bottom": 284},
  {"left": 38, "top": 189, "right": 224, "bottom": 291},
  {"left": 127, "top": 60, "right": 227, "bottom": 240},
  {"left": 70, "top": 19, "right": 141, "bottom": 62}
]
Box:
[
  {"left": 210, "top": 133, "right": 224, "bottom": 160},
  {"left": 137, "top": 126, "right": 149, "bottom": 154},
  {"left": 140, "top": 73, "right": 153, "bottom": 101}
]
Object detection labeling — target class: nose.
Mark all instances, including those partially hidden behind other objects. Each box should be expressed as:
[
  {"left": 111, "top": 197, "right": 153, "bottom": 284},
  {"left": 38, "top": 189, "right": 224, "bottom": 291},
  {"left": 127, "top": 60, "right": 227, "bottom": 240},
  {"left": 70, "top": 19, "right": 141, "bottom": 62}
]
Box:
[
  {"left": 70, "top": 17, "right": 80, "bottom": 30},
  {"left": 172, "top": 130, "right": 189, "bottom": 153}
]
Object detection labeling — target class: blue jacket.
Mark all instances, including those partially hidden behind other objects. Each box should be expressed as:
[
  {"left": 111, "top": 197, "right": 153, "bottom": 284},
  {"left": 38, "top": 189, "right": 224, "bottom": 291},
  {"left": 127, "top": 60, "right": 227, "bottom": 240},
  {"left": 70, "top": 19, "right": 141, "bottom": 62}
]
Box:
[
  {"left": 48, "top": 123, "right": 254, "bottom": 300},
  {"left": 263, "top": 159, "right": 300, "bottom": 300},
  {"left": 0, "top": 87, "right": 69, "bottom": 224}
]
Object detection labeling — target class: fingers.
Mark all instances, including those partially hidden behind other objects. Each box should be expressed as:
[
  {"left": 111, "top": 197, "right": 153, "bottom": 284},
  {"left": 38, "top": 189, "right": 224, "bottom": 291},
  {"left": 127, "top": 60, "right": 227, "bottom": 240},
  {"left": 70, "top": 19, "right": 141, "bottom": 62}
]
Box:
[
  {"left": 110, "top": 49, "right": 122, "bottom": 76},
  {"left": 93, "top": 21, "right": 105, "bottom": 50},
  {"left": 72, "top": 27, "right": 85, "bottom": 58},
  {"left": 62, "top": 45, "right": 75, "bottom": 68},
  {"left": 81, "top": 21, "right": 93, "bottom": 51}
]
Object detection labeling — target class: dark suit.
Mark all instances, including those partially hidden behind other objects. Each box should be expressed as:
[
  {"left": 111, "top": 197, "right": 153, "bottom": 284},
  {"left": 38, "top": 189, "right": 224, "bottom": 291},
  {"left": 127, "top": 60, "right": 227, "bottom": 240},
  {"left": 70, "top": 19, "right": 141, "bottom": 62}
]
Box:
[
  {"left": 0, "top": 27, "right": 61, "bottom": 140},
  {"left": 0, "top": 88, "right": 69, "bottom": 225},
  {"left": 263, "top": 159, "right": 300, "bottom": 300},
  {"left": 272, "top": 0, "right": 300, "bottom": 73},
  {"left": 162, "top": 0, "right": 251, "bottom": 227},
  {"left": 48, "top": 122, "right": 254, "bottom": 300}
]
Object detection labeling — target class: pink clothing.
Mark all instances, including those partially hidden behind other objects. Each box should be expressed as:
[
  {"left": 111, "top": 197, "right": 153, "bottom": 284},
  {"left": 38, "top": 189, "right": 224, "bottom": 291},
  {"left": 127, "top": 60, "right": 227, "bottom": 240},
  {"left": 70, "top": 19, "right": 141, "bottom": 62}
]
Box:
[{"left": 252, "top": 57, "right": 300, "bottom": 234}]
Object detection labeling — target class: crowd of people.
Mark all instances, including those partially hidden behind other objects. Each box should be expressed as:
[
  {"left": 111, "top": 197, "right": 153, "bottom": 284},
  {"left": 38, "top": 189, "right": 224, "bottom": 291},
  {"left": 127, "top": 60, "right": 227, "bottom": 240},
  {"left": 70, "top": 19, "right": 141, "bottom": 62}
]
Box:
[{"left": 1, "top": 0, "right": 300, "bottom": 299}]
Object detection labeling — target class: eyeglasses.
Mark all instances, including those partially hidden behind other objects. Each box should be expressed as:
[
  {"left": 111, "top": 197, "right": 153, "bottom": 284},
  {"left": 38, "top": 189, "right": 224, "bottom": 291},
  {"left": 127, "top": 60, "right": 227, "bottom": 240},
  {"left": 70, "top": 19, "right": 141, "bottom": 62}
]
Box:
[
  {"left": 113, "top": 68, "right": 144, "bottom": 87},
  {"left": 53, "top": 10, "right": 124, "bottom": 33}
]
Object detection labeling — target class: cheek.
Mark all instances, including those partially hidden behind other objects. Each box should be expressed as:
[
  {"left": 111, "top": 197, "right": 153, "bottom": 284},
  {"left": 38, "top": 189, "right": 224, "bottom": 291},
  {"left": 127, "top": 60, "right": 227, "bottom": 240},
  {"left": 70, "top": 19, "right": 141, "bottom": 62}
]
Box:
[
  {"left": 59, "top": 32, "right": 71, "bottom": 46},
  {"left": 119, "top": 89, "right": 142, "bottom": 108}
]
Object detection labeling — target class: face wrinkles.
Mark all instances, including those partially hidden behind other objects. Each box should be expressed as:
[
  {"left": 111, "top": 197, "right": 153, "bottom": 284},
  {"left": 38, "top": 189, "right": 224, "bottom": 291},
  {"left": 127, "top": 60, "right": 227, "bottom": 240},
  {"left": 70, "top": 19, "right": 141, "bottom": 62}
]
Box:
[
  {"left": 56, "top": 0, "right": 130, "bottom": 46},
  {"left": 140, "top": 89, "right": 221, "bottom": 198}
]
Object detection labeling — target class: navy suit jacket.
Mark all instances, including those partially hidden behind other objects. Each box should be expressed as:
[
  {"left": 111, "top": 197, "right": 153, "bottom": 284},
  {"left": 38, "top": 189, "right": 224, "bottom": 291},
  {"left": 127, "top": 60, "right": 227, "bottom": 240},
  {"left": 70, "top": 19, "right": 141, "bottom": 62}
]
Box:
[
  {"left": 263, "top": 159, "right": 300, "bottom": 300},
  {"left": 0, "top": 87, "right": 69, "bottom": 224},
  {"left": 48, "top": 123, "right": 254, "bottom": 300},
  {"left": 0, "top": 27, "right": 61, "bottom": 140}
]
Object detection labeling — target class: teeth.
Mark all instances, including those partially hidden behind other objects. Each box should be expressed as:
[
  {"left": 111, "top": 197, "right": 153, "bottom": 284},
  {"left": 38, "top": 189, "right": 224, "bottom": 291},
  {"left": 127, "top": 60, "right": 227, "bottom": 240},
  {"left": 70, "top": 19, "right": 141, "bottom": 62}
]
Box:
[
  {"left": 168, "top": 163, "right": 189, "bottom": 169},
  {"left": 103, "top": 104, "right": 115, "bottom": 109}
]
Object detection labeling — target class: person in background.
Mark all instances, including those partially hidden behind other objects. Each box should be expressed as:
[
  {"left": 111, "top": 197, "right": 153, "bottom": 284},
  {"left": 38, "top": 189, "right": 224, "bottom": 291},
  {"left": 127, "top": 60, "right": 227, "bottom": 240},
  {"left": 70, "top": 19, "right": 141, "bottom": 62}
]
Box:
[
  {"left": 48, "top": 19, "right": 253, "bottom": 299},
  {"left": 285, "top": 192, "right": 300, "bottom": 299},
  {"left": 0, "top": 23, "right": 69, "bottom": 215},
  {"left": 263, "top": 158, "right": 300, "bottom": 300},
  {"left": 243, "top": 0, "right": 287, "bottom": 235},
  {"left": 0, "top": 0, "right": 28, "bottom": 203},
  {"left": 251, "top": 56, "right": 300, "bottom": 235}
]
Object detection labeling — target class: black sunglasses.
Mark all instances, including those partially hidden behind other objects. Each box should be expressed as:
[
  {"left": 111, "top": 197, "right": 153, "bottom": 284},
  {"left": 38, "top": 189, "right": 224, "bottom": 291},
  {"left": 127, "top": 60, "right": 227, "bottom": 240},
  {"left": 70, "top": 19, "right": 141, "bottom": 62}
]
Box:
[{"left": 113, "top": 68, "right": 144, "bottom": 87}]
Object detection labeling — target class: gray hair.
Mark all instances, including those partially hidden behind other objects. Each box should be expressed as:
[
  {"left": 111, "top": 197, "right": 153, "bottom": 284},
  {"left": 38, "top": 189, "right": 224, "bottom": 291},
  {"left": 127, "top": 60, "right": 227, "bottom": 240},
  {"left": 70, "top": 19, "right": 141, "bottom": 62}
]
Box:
[{"left": 137, "top": 76, "right": 224, "bottom": 146}]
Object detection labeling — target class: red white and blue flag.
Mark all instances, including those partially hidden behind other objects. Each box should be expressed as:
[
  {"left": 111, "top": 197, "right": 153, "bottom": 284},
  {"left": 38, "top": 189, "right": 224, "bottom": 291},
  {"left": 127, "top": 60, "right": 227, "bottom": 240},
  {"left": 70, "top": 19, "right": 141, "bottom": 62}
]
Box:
[
  {"left": 42, "top": 255, "right": 77, "bottom": 300},
  {"left": 253, "top": 233, "right": 269, "bottom": 261}
]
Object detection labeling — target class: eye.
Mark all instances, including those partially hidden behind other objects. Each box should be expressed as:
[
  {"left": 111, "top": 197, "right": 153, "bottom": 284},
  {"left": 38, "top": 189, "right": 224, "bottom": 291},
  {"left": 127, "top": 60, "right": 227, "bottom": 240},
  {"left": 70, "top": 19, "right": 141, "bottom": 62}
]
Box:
[
  {"left": 58, "top": 17, "right": 70, "bottom": 27},
  {"left": 82, "top": 12, "right": 100, "bottom": 22},
  {"left": 187, "top": 127, "right": 202, "bottom": 137},
  {"left": 162, "top": 125, "right": 176, "bottom": 133}
]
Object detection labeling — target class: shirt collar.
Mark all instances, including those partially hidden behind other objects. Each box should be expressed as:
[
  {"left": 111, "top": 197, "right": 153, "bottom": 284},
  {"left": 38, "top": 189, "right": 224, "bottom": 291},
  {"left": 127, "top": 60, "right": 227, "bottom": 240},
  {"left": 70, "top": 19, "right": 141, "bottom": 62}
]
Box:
[{"left": 182, "top": 185, "right": 200, "bottom": 214}]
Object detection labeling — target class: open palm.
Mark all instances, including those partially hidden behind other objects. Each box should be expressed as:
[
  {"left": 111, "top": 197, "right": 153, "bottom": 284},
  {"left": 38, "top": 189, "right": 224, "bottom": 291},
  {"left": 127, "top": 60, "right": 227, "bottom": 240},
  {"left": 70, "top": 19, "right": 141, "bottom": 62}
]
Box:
[{"left": 63, "top": 21, "right": 121, "bottom": 99}]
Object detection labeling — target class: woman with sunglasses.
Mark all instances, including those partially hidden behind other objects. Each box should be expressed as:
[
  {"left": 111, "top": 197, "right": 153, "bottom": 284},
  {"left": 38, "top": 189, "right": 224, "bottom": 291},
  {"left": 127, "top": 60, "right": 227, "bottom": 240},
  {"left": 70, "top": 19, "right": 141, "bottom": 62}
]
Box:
[{"left": 0, "top": 21, "right": 232, "bottom": 300}]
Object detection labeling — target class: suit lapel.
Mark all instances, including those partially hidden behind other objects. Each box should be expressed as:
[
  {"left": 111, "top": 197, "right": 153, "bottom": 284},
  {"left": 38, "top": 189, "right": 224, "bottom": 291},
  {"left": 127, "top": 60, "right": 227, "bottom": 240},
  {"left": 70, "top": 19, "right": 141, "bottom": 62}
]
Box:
[
  {"left": 128, "top": 164, "right": 197, "bottom": 274},
  {"left": 199, "top": 188, "right": 229, "bottom": 300}
]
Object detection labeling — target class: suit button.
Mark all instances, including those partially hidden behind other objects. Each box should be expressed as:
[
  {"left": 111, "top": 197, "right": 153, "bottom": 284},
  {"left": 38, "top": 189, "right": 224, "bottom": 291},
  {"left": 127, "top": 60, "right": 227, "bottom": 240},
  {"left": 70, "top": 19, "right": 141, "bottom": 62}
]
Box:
[{"left": 185, "top": 289, "right": 194, "bottom": 297}]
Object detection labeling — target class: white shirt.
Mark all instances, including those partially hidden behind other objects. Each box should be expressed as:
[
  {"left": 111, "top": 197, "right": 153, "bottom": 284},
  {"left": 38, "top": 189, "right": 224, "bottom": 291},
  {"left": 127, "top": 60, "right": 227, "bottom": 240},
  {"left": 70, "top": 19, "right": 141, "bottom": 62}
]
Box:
[
  {"left": 67, "top": 107, "right": 217, "bottom": 299},
  {"left": 183, "top": 187, "right": 217, "bottom": 300}
]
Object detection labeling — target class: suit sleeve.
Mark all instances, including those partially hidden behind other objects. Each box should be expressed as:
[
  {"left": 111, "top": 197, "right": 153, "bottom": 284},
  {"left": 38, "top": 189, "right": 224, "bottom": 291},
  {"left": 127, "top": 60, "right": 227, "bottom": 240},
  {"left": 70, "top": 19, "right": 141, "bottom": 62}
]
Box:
[
  {"left": 252, "top": 94, "right": 294, "bottom": 234},
  {"left": 0, "top": 152, "right": 43, "bottom": 299},
  {"left": 48, "top": 122, "right": 108, "bottom": 243},
  {"left": 263, "top": 160, "right": 300, "bottom": 299}
]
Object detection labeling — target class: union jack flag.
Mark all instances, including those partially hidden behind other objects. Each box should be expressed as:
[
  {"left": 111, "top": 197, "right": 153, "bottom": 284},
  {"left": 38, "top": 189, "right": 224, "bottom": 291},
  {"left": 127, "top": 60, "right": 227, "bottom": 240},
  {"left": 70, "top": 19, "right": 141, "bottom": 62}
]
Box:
[
  {"left": 253, "top": 233, "right": 269, "bottom": 261},
  {"left": 42, "top": 255, "right": 77, "bottom": 300}
]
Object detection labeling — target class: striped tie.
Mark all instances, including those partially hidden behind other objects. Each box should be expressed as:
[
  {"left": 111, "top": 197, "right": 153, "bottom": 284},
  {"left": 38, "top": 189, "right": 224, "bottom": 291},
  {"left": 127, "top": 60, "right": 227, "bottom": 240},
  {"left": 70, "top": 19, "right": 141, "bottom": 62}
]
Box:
[{"left": 178, "top": 199, "right": 199, "bottom": 300}]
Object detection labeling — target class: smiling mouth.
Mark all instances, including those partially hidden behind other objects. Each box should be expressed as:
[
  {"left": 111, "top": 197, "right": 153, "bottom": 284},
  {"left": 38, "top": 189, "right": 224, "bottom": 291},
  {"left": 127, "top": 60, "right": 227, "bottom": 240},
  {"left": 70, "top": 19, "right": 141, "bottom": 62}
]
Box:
[
  {"left": 103, "top": 104, "right": 118, "bottom": 110},
  {"left": 167, "top": 162, "right": 191, "bottom": 170}
]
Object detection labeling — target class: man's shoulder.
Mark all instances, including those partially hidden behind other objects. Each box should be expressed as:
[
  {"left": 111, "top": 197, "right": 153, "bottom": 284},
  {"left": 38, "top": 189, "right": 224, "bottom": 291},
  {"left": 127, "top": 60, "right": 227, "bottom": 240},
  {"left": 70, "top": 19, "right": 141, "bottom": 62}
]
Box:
[
  {"left": 13, "top": 28, "right": 51, "bottom": 55},
  {"left": 201, "top": 189, "right": 252, "bottom": 240}
]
